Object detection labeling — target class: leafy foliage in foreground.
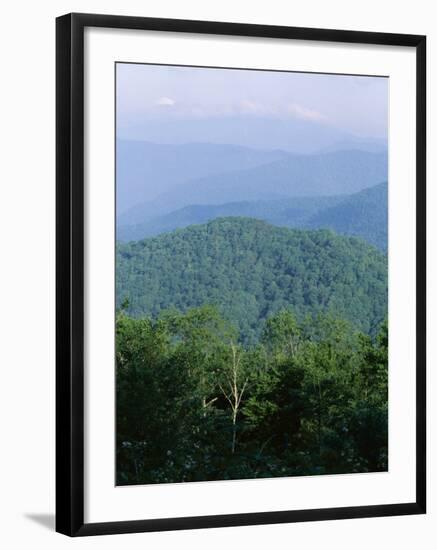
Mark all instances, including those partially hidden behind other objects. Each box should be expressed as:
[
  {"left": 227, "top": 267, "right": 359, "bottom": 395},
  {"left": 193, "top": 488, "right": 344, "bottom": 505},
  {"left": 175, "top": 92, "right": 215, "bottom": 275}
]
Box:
[
  {"left": 117, "top": 306, "right": 388, "bottom": 485},
  {"left": 116, "top": 218, "right": 387, "bottom": 344}
]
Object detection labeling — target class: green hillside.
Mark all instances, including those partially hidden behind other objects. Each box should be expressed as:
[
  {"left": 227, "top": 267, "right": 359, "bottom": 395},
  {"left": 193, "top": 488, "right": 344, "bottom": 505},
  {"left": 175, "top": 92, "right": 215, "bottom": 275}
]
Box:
[{"left": 116, "top": 218, "right": 387, "bottom": 344}]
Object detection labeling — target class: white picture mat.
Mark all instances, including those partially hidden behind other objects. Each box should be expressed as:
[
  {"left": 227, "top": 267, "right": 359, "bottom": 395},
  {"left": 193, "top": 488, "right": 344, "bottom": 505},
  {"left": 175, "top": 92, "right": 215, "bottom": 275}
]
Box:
[{"left": 84, "top": 26, "right": 416, "bottom": 524}]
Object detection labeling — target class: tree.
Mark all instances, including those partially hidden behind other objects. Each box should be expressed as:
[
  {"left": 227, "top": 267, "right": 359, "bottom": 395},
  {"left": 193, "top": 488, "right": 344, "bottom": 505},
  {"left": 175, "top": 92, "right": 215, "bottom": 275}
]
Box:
[
  {"left": 116, "top": 306, "right": 388, "bottom": 484},
  {"left": 218, "top": 341, "right": 249, "bottom": 454},
  {"left": 262, "top": 309, "right": 301, "bottom": 358}
]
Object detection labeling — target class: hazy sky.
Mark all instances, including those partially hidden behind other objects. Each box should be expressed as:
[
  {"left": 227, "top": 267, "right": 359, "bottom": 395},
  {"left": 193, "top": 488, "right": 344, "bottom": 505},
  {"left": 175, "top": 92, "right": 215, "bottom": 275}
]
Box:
[{"left": 116, "top": 63, "right": 388, "bottom": 148}]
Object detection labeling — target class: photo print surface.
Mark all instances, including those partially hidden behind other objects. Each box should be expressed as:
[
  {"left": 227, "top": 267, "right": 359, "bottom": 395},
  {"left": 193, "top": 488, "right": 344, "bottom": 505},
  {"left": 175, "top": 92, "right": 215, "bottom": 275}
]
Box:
[{"left": 115, "top": 63, "right": 388, "bottom": 486}]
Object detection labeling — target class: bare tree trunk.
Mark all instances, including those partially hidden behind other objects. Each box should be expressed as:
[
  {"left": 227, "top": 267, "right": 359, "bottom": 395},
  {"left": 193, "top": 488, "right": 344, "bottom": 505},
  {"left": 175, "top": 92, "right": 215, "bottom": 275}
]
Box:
[
  {"left": 202, "top": 396, "right": 218, "bottom": 417},
  {"left": 318, "top": 381, "right": 322, "bottom": 457},
  {"left": 231, "top": 409, "right": 237, "bottom": 454},
  {"left": 219, "top": 341, "right": 248, "bottom": 454}
]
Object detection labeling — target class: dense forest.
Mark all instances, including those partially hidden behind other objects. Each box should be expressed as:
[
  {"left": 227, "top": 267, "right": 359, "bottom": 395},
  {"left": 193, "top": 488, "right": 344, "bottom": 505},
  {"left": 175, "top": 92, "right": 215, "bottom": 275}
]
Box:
[
  {"left": 116, "top": 218, "right": 388, "bottom": 344},
  {"left": 116, "top": 218, "right": 388, "bottom": 484},
  {"left": 117, "top": 306, "right": 388, "bottom": 485}
]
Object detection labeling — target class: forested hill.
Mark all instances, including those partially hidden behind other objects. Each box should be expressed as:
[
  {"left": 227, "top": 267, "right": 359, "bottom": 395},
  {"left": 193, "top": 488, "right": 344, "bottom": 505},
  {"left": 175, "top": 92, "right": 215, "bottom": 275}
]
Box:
[{"left": 116, "top": 218, "right": 387, "bottom": 344}]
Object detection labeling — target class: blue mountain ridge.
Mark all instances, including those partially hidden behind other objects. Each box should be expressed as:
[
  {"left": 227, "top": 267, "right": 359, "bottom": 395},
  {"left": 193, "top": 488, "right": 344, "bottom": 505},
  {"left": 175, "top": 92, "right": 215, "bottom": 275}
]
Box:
[
  {"left": 117, "top": 182, "right": 387, "bottom": 250},
  {"left": 118, "top": 148, "right": 387, "bottom": 226}
]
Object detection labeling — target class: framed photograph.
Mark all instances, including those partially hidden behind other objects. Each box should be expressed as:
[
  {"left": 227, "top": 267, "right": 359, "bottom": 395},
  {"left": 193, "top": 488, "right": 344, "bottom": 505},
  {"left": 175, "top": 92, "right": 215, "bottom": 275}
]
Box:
[{"left": 56, "top": 12, "right": 426, "bottom": 536}]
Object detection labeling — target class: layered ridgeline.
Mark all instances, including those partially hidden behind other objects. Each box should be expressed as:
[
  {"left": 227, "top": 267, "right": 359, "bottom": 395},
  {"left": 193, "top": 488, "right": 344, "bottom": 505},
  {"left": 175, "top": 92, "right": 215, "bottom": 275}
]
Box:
[
  {"left": 117, "top": 141, "right": 288, "bottom": 213},
  {"left": 117, "top": 195, "right": 343, "bottom": 242},
  {"left": 118, "top": 182, "right": 388, "bottom": 250},
  {"left": 117, "top": 148, "right": 388, "bottom": 226},
  {"left": 116, "top": 218, "right": 387, "bottom": 344}
]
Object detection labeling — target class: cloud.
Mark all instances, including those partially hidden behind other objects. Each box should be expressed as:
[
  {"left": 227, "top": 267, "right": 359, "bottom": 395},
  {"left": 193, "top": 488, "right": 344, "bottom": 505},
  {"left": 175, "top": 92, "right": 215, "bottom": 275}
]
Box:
[
  {"left": 286, "top": 103, "right": 326, "bottom": 122},
  {"left": 155, "top": 97, "right": 176, "bottom": 106},
  {"left": 150, "top": 97, "right": 326, "bottom": 123},
  {"left": 239, "top": 100, "right": 264, "bottom": 114},
  {"left": 235, "top": 100, "right": 327, "bottom": 122},
  {"left": 237, "top": 100, "right": 276, "bottom": 116}
]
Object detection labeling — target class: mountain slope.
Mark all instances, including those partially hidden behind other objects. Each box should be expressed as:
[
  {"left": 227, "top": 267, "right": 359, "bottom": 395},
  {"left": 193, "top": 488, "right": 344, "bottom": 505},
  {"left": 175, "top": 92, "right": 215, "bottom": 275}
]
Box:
[
  {"left": 117, "top": 196, "right": 344, "bottom": 242},
  {"left": 318, "top": 136, "right": 388, "bottom": 154},
  {"left": 307, "top": 182, "right": 388, "bottom": 250},
  {"left": 116, "top": 218, "right": 387, "bottom": 344},
  {"left": 117, "top": 182, "right": 388, "bottom": 250},
  {"left": 118, "top": 115, "right": 360, "bottom": 154},
  {"left": 118, "top": 149, "right": 388, "bottom": 225},
  {"left": 116, "top": 140, "right": 288, "bottom": 213}
]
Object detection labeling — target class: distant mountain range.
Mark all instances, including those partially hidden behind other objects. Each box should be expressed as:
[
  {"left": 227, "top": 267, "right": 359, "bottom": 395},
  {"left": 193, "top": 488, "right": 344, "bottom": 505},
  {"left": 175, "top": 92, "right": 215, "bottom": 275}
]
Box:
[
  {"left": 118, "top": 147, "right": 388, "bottom": 226},
  {"left": 117, "top": 195, "right": 343, "bottom": 242},
  {"left": 118, "top": 116, "right": 387, "bottom": 155},
  {"left": 317, "top": 136, "right": 387, "bottom": 154},
  {"left": 117, "top": 140, "right": 287, "bottom": 213},
  {"left": 117, "top": 182, "right": 388, "bottom": 250}
]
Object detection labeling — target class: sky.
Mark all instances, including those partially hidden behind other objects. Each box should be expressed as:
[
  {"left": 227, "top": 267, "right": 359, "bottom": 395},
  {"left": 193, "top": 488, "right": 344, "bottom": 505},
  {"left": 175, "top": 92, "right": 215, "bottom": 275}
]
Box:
[{"left": 116, "top": 63, "right": 388, "bottom": 151}]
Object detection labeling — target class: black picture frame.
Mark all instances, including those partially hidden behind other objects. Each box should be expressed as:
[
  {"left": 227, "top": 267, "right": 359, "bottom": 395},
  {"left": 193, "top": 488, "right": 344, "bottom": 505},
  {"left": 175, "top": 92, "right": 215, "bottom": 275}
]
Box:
[{"left": 56, "top": 12, "right": 426, "bottom": 537}]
